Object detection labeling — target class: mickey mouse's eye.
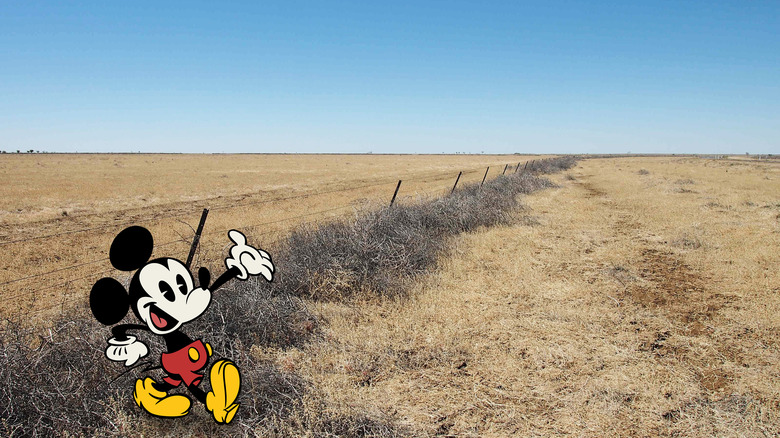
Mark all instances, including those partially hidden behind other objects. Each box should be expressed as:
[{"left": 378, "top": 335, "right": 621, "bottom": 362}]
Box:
[
  {"left": 176, "top": 274, "right": 188, "bottom": 294},
  {"left": 159, "top": 281, "right": 175, "bottom": 302}
]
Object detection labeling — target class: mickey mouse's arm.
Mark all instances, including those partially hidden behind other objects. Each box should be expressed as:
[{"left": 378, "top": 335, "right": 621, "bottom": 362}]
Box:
[
  {"left": 104, "top": 324, "right": 150, "bottom": 367},
  {"left": 208, "top": 266, "right": 243, "bottom": 292},
  {"left": 202, "top": 230, "right": 274, "bottom": 293},
  {"left": 193, "top": 265, "right": 241, "bottom": 292},
  {"left": 111, "top": 323, "right": 149, "bottom": 342}
]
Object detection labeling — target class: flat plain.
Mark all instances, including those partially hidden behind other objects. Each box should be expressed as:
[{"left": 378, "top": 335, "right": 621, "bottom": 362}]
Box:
[{"left": 2, "top": 154, "right": 779, "bottom": 436}]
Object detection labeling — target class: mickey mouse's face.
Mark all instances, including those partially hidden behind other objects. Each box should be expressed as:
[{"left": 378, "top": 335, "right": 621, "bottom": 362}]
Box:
[
  {"left": 131, "top": 258, "right": 211, "bottom": 335},
  {"left": 90, "top": 226, "right": 214, "bottom": 333}
]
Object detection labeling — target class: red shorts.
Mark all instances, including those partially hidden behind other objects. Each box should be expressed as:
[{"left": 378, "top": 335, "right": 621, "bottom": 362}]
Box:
[{"left": 161, "top": 340, "right": 208, "bottom": 387}]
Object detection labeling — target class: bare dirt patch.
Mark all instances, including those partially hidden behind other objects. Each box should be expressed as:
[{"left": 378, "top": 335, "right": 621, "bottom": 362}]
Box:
[
  {"left": 627, "top": 248, "right": 727, "bottom": 324},
  {"left": 577, "top": 179, "right": 607, "bottom": 198}
]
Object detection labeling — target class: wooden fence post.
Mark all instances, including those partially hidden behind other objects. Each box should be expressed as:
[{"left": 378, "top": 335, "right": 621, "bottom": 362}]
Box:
[
  {"left": 389, "top": 180, "right": 402, "bottom": 207},
  {"left": 480, "top": 167, "right": 489, "bottom": 187},
  {"left": 451, "top": 171, "right": 463, "bottom": 194},
  {"left": 186, "top": 208, "right": 209, "bottom": 269},
  {"left": 502, "top": 164, "right": 509, "bottom": 175}
]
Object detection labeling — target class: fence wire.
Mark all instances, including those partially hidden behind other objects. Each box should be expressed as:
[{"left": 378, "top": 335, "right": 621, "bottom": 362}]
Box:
[{"left": 0, "top": 159, "right": 541, "bottom": 327}]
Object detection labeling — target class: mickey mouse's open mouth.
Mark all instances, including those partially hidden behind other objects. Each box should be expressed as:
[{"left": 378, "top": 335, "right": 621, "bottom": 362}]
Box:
[{"left": 147, "top": 304, "right": 178, "bottom": 331}]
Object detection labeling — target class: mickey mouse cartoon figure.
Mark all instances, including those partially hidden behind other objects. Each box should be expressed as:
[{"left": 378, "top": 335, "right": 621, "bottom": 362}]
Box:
[{"left": 90, "top": 226, "right": 274, "bottom": 424}]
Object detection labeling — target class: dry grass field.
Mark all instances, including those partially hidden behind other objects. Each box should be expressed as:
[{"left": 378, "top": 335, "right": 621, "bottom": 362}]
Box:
[
  {"left": 2, "top": 154, "right": 778, "bottom": 437},
  {"left": 0, "top": 153, "right": 542, "bottom": 320},
  {"left": 281, "top": 157, "right": 780, "bottom": 436}
]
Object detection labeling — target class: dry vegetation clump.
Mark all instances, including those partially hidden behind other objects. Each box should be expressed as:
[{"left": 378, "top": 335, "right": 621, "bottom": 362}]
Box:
[
  {"left": 192, "top": 280, "right": 317, "bottom": 349},
  {"left": 0, "top": 307, "right": 313, "bottom": 437},
  {"left": 0, "top": 258, "right": 401, "bottom": 436},
  {"left": 0, "top": 298, "right": 403, "bottom": 437},
  {"left": 0, "top": 317, "right": 124, "bottom": 438},
  {"left": 670, "top": 232, "right": 704, "bottom": 250},
  {"left": 530, "top": 156, "right": 578, "bottom": 174},
  {"left": 269, "top": 161, "right": 567, "bottom": 301}
]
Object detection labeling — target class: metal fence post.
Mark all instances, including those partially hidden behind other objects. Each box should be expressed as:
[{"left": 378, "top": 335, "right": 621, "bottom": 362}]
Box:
[
  {"left": 480, "top": 167, "right": 489, "bottom": 187},
  {"left": 451, "top": 171, "right": 462, "bottom": 194},
  {"left": 389, "top": 180, "right": 402, "bottom": 207},
  {"left": 186, "top": 208, "right": 209, "bottom": 269}
]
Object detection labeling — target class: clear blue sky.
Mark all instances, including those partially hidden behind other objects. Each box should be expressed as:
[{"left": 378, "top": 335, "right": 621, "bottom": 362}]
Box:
[{"left": 1, "top": 1, "right": 777, "bottom": 154}]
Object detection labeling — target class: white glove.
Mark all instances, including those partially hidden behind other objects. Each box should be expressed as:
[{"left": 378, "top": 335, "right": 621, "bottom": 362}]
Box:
[
  {"left": 225, "top": 230, "right": 274, "bottom": 281},
  {"left": 105, "top": 336, "right": 148, "bottom": 367}
]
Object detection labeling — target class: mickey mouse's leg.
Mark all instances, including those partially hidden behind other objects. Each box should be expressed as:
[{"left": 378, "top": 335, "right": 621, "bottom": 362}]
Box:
[
  {"left": 187, "top": 383, "right": 207, "bottom": 404},
  {"left": 205, "top": 359, "right": 241, "bottom": 424},
  {"left": 133, "top": 377, "right": 191, "bottom": 418},
  {"left": 152, "top": 380, "right": 177, "bottom": 393}
]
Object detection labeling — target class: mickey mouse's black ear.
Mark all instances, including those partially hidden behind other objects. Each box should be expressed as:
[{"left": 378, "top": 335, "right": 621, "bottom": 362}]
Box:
[
  {"left": 90, "top": 277, "right": 130, "bottom": 326},
  {"left": 110, "top": 226, "right": 153, "bottom": 271}
]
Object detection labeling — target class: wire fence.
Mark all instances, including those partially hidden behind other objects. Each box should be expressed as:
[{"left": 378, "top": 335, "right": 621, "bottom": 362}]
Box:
[
  {"left": 0, "top": 159, "right": 551, "bottom": 327},
  {"left": 0, "top": 167, "right": 488, "bottom": 248}
]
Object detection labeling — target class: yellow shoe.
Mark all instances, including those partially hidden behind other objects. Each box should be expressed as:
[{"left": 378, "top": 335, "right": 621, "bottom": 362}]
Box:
[
  {"left": 133, "top": 377, "right": 191, "bottom": 418},
  {"left": 205, "top": 360, "right": 241, "bottom": 424}
]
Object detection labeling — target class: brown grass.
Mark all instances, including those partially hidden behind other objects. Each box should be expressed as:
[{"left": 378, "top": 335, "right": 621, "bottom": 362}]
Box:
[{"left": 285, "top": 157, "right": 780, "bottom": 436}]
